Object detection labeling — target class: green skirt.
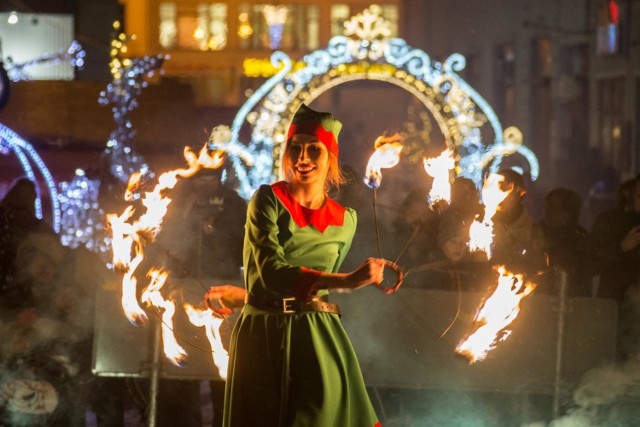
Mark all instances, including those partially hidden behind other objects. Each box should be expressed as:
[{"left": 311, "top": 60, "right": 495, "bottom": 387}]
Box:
[{"left": 223, "top": 304, "right": 380, "bottom": 427}]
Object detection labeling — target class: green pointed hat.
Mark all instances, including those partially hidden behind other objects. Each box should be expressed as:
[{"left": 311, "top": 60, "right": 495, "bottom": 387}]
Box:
[{"left": 287, "top": 104, "right": 342, "bottom": 156}]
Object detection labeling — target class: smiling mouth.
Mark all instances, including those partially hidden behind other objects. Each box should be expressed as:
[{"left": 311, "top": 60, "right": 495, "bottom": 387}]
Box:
[{"left": 295, "top": 166, "right": 316, "bottom": 174}]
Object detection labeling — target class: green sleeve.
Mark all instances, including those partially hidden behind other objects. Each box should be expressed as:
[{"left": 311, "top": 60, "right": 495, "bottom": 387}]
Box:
[
  {"left": 244, "top": 185, "right": 320, "bottom": 296},
  {"left": 333, "top": 208, "right": 357, "bottom": 272}
]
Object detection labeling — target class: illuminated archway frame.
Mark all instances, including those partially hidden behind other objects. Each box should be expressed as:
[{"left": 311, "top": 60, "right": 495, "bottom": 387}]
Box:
[
  {"left": 0, "top": 124, "right": 61, "bottom": 232},
  {"left": 222, "top": 6, "right": 539, "bottom": 199}
]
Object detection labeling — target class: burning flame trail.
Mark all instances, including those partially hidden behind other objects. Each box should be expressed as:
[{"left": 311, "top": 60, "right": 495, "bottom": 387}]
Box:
[
  {"left": 184, "top": 304, "right": 229, "bottom": 380},
  {"left": 141, "top": 269, "right": 188, "bottom": 367},
  {"left": 468, "top": 174, "right": 510, "bottom": 258},
  {"left": 423, "top": 148, "right": 455, "bottom": 205},
  {"left": 107, "top": 144, "right": 224, "bottom": 324},
  {"left": 455, "top": 266, "right": 536, "bottom": 363}
]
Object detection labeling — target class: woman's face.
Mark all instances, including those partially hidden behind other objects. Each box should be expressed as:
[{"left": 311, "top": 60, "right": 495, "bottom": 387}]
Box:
[{"left": 286, "top": 135, "right": 329, "bottom": 186}]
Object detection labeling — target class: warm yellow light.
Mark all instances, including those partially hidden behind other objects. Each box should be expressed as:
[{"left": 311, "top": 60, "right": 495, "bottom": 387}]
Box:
[{"left": 238, "top": 12, "right": 253, "bottom": 39}]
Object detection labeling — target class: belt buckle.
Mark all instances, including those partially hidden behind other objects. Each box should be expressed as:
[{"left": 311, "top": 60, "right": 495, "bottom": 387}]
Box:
[{"left": 282, "top": 297, "right": 297, "bottom": 314}]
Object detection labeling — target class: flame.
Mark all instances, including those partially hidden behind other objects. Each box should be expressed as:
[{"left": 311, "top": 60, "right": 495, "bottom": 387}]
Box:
[
  {"left": 184, "top": 304, "right": 229, "bottom": 380},
  {"left": 455, "top": 266, "right": 537, "bottom": 363},
  {"left": 140, "top": 269, "right": 188, "bottom": 367},
  {"left": 423, "top": 148, "right": 455, "bottom": 204},
  {"left": 107, "top": 143, "right": 224, "bottom": 324},
  {"left": 364, "top": 133, "right": 403, "bottom": 189},
  {"left": 468, "top": 174, "right": 511, "bottom": 258}
]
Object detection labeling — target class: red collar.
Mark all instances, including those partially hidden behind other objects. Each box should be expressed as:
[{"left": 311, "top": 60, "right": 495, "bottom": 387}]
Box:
[{"left": 271, "top": 181, "right": 345, "bottom": 233}]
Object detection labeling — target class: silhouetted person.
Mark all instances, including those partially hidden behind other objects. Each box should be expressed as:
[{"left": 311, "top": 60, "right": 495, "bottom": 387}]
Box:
[
  {"left": 532, "top": 188, "right": 596, "bottom": 296},
  {"left": 0, "top": 178, "right": 56, "bottom": 300},
  {"left": 492, "top": 169, "right": 545, "bottom": 275}
]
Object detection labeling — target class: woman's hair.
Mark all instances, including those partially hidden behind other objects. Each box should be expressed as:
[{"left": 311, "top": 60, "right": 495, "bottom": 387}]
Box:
[{"left": 281, "top": 140, "right": 346, "bottom": 191}]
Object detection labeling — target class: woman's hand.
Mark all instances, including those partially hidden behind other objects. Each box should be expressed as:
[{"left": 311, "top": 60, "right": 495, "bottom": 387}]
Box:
[
  {"left": 347, "top": 258, "right": 390, "bottom": 290},
  {"left": 205, "top": 285, "right": 246, "bottom": 315}
]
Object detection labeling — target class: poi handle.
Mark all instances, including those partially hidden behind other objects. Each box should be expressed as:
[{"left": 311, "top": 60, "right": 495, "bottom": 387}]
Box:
[{"left": 375, "top": 261, "right": 405, "bottom": 294}]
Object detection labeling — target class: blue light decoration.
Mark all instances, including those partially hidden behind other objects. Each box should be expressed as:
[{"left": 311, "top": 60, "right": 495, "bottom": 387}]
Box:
[
  {"left": 4, "top": 41, "right": 86, "bottom": 81},
  {"left": 57, "top": 169, "right": 110, "bottom": 252},
  {"left": 216, "top": 5, "right": 539, "bottom": 198},
  {"left": 262, "top": 6, "right": 289, "bottom": 50},
  {"left": 0, "top": 124, "right": 61, "bottom": 232},
  {"left": 59, "top": 22, "right": 165, "bottom": 251},
  {"left": 0, "top": 42, "right": 85, "bottom": 234},
  {"left": 98, "top": 21, "right": 165, "bottom": 183}
]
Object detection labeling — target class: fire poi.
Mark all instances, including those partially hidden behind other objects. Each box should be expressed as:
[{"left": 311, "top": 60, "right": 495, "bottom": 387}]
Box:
[
  {"left": 107, "top": 142, "right": 229, "bottom": 373},
  {"left": 363, "top": 133, "right": 405, "bottom": 294},
  {"left": 106, "top": 134, "right": 536, "bottom": 372},
  {"left": 468, "top": 173, "right": 511, "bottom": 259},
  {"left": 455, "top": 266, "right": 537, "bottom": 363},
  {"left": 423, "top": 148, "right": 455, "bottom": 206}
]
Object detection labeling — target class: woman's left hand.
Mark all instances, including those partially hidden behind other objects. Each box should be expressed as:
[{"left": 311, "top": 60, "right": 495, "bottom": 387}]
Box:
[{"left": 205, "top": 285, "right": 247, "bottom": 315}]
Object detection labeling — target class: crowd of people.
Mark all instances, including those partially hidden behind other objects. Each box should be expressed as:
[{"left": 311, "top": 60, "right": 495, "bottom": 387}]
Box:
[{"left": 1, "top": 152, "right": 639, "bottom": 425}]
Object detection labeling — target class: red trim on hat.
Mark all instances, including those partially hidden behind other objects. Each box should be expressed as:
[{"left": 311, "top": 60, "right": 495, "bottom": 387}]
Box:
[
  {"left": 271, "top": 181, "right": 345, "bottom": 233},
  {"left": 287, "top": 121, "right": 339, "bottom": 157}
]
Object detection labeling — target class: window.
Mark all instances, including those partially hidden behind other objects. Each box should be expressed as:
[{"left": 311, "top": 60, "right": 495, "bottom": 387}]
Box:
[
  {"left": 331, "top": 5, "right": 350, "bottom": 37},
  {"left": 159, "top": 3, "right": 177, "bottom": 48},
  {"left": 598, "top": 78, "right": 627, "bottom": 170},
  {"left": 159, "top": 2, "right": 227, "bottom": 51},
  {"left": 237, "top": 4, "right": 319, "bottom": 51},
  {"left": 495, "top": 43, "right": 516, "bottom": 125},
  {"left": 596, "top": 0, "right": 621, "bottom": 56},
  {"left": 0, "top": 13, "right": 74, "bottom": 80},
  {"left": 380, "top": 4, "right": 399, "bottom": 37}
]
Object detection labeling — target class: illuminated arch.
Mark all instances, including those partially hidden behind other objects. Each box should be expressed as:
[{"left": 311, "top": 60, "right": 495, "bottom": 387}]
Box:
[
  {"left": 216, "top": 5, "right": 539, "bottom": 199},
  {"left": 0, "top": 124, "right": 61, "bottom": 232}
]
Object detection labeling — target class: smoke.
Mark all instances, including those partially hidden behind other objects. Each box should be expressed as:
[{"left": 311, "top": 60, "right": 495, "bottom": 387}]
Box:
[
  {"left": 546, "top": 286, "right": 640, "bottom": 427},
  {"left": 0, "top": 230, "right": 115, "bottom": 423},
  {"left": 543, "top": 357, "right": 640, "bottom": 427}
]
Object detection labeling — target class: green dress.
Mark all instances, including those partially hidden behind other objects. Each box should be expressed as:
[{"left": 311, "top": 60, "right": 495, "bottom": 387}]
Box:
[{"left": 223, "top": 182, "right": 380, "bottom": 427}]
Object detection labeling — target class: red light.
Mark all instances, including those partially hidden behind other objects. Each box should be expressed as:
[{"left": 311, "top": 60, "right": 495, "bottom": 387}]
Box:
[{"left": 609, "top": 0, "right": 619, "bottom": 25}]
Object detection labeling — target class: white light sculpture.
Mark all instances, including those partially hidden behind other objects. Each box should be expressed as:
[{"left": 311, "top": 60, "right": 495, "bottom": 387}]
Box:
[{"left": 216, "top": 5, "right": 539, "bottom": 199}]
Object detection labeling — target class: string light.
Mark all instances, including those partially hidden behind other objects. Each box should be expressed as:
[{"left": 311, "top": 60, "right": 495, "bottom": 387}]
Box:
[
  {"left": 62, "top": 22, "right": 166, "bottom": 251},
  {"left": 5, "top": 41, "right": 85, "bottom": 82},
  {"left": 98, "top": 21, "right": 166, "bottom": 183},
  {"left": 0, "top": 124, "right": 61, "bottom": 232},
  {"left": 58, "top": 170, "right": 110, "bottom": 252}
]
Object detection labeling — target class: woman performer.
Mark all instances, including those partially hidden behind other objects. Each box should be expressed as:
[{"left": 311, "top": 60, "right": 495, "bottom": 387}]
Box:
[{"left": 206, "top": 104, "right": 389, "bottom": 426}]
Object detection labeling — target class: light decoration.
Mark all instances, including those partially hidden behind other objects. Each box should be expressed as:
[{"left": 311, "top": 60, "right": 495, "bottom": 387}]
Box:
[
  {"left": 423, "top": 148, "right": 455, "bottom": 205},
  {"left": 262, "top": 5, "right": 289, "bottom": 50},
  {"left": 468, "top": 174, "right": 511, "bottom": 259},
  {"left": 455, "top": 265, "right": 537, "bottom": 363},
  {"left": 107, "top": 143, "right": 226, "bottom": 369},
  {"left": 0, "top": 124, "right": 60, "bottom": 232},
  {"left": 58, "top": 169, "right": 109, "bottom": 252},
  {"left": 217, "top": 5, "right": 539, "bottom": 199},
  {"left": 98, "top": 21, "right": 166, "bottom": 183},
  {"left": 184, "top": 304, "right": 229, "bottom": 379},
  {"left": 4, "top": 41, "right": 85, "bottom": 82},
  {"left": 237, "top": 12, "right": 253, "bottom": 39}
]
